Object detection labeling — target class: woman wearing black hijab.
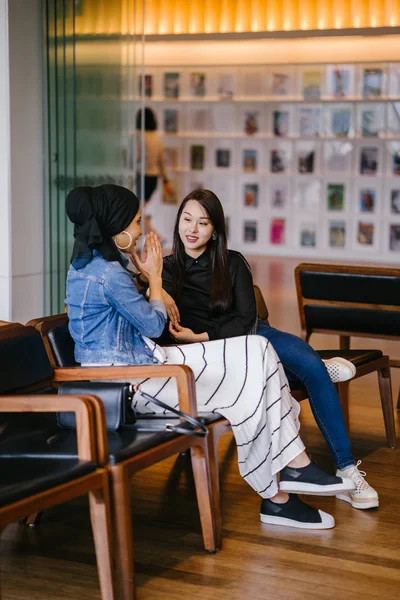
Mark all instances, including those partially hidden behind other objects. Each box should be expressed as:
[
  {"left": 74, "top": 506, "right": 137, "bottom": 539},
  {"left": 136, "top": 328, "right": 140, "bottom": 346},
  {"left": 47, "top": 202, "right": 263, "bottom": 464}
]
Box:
[{"left": 65, "top": 184, "right": 354, "bottom": 530}]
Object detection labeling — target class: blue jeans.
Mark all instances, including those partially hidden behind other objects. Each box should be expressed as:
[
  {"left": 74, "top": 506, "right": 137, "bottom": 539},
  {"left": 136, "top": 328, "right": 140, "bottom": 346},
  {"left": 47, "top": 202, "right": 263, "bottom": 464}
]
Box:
[{"left": 256, "top": 319, "right": 354, "bottom": 469}]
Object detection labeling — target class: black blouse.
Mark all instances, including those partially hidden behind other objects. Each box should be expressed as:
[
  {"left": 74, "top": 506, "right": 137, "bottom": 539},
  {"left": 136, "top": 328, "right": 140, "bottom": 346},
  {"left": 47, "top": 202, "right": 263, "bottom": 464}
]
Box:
[{"left": 162, "top": 250, "right": 257, "bottom": 340}]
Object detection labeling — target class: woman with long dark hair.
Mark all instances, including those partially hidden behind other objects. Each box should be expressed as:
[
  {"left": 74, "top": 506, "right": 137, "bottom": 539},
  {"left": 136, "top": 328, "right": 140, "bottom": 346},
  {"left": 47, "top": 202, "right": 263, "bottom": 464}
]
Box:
[
  {"left": 65, "top": 184, "right": 355, "bottom": 531},
  {"left": 161, "top": 189, "right": 378, "bottom": 511}
]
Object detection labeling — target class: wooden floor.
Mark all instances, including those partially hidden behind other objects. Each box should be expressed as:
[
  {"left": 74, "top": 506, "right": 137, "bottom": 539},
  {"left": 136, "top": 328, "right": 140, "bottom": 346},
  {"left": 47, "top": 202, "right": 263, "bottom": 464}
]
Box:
[{"left": 1, "top": 256, "right": 400, "bottom": 600}]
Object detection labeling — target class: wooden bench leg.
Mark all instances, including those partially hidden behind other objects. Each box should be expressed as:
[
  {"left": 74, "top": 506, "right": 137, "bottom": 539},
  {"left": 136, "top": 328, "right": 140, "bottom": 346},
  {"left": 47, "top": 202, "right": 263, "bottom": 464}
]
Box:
[
  {"left": 377, "top": 367, "right": 397, "bottom": 449},
  {"left": 190, "top": 442, "right": 217, "bottom": 553},
  {"left": 88, "top": 475, "right": 115, "bottom": 600},
  {"left": 335, "top": 381, "right": 350, "bottom": 434},
  {"left": 111, "top": 465, "right": 136, "bottom": 600},
  {"left": 207, "top": 428, "right": 222, "bottom": 550}
]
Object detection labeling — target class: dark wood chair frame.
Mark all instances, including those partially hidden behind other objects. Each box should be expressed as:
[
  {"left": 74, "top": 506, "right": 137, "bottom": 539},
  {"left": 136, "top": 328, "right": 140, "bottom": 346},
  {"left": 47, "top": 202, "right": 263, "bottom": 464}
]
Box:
[
  {"left": 26, "top": 317, "right": 220, "bottom": 600},
  {"left": 295, "top": 262, "right": 397, "bottom": 448},
  {"left": 0, "top": 370, "right": 115, "bottom": 599}
]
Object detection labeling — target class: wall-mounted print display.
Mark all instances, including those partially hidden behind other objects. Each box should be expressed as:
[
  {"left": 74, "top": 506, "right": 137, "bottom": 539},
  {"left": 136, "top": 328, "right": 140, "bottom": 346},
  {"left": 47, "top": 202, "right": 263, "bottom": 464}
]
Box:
[
  {"left": 217, "top": 72, "right": 235, "bottom": 100},
  {"left": 297, "top": 149, "right": 315, "bottom": 174},
  {"left": 244, "top": 111, "right": 259, "bottom": 135},
  {"left": 327, "top": 65, "right": 353, "bottom": 98},
  {"left": 359, "top": 188, "right": 376, "bottom": 213},
  {"left": 164, "top": 72, "right": 180, "bottom": 98},
  {"left": 329, "top": 220, "right": 346, "bottom": 248},
  {"left": 270, "top": 149, "right": 288, "bottom": 173},
  {"left": 243, "top": 149, "right": 257, "bottom": 172},
  {"left": 162, "top": 179, "right": 178, "bottom": 204},
  {"left": 389, "top": 224, "right": 400, "bottom": 251},
  {"left": 190, "top": 145, "right": 205, "bottom": 170},
  {"left": 388, "top": 63, "right": 400, "bottom": 97},
  {"left": 300, "top": 222, "right": 316, "bottom": 247},
  {"left": 270, "top": 183, "right": 289, "bottom": 210},
  {"left": 270, "top": 218, "right": 286, "bottom": 244},
  {"left": 358, "top": 103, "right": 384, "bottom": 137},
  {"left": 391, "top": 189, "right": 400, "bottom": 213},
  {"left": 138, "top": 74, "right": 153, "bottom": 98},
  {"left": 323, "top": 141, "right": 353, "bottom": 174},
  {"left": 244, "top": 220, "right": 257, "bottom": 242},
  {"left": 360, "top": 147, "right": 378, "bottom": 175},
  {"left": 302, "top": 70, "right": 322, "bottom": 99},
  {"left": 188, "top": 106, "right": 212, "bottom": 132},
  {"left": 392, "top": 150, "right": 400, "bottom": 175},
  {"left": 269, "top": 67, "right": 294, "bottom": 96},
  {"left": 241, "top": 69, "right": 264, "bottom": 97},
  {"left": 357, "top": 221, "right": 374, "bottom": 245},
  {"left": 273, "top": 110, "right": 290, "bottom": 137},
  {"left": 216, "top": 148, "right": 231, "bottom": 168},
  {"left": 327, "top": 183, "right": 345, "bottom": 211},
  {"left": 330, "top": 107, "right": 352, "bottom": 138},
  {"left": 387, "top": 102, "right": 400, "bottom": 136},
  {"left": 212, "top": 103, "right": 236, "bottom": 134},
  {"left": 299, "top": 107, "right": 321, "bottom": 137},
  {"left": 189, "top": 72, "right": 206, "bottom": 97},
  {"left": 243, "top": 183, "right": 259, "bottom": 207},
  {"left": 164, "top": 148, "right": 178, "bottom": 170},
  {"left": 164, "top": 109, "right": 178, "bottom": 133},
  {"left": 295, "top": 179, "right": 321, "bottom": 212},
  {"left": 362, "top": 68, "right": 383, "bottom": 98}
]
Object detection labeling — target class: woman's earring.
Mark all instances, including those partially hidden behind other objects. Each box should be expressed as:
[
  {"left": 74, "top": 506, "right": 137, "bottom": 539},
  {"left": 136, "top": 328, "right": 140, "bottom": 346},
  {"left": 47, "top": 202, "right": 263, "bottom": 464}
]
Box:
[
  {"left": 115, "top": 230, "right": 133, "bottom": 250},
  {"left": 212, "top": 232, "right": 217, "bottom": 241}
]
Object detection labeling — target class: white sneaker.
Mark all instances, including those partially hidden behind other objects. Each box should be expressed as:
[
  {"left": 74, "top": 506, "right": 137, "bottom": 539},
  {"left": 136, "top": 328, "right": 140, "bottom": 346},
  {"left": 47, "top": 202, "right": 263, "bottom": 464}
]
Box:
[
  {"left": 335, "top": 461, "right": 379, "bottom": 509},
  {"left": 322, "top": 357, "right": 356, "bottom": 383}
]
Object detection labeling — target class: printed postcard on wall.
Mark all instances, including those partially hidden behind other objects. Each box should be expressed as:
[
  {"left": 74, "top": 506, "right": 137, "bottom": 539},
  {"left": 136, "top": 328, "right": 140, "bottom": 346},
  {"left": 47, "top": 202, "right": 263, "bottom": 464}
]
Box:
[
  {"left": 243, "top": 149, "right": 257, "bottom": 172},
  {"left": 360, "top": 147, "right": 378, "bottom": 175},
  {"left": 330, "top": 108, "right": 352, "bottom": 138},
  {"left": 164, "top": 109, "right": 178, "bottom": 133},
  {"left": 243, "top": 183, "right": 259, "bottom": 207},
  {"left": 392, "top": 149, "right": 400, "bottom": 175},
  {"left": 217, "top": 72, "right": 235, "bottom": 100},
  {"left": 387, "top": 102, "right": 400, "bottom": 136},
  {"left": 327, "top": 183, "right": 345, "bottom": 211},
  {"left": 138, "top": 74, "right": 153, "bottom": 98},
  {"left": 190, "top": 145, "right": 205, "bottom": 170},
  {"left": 300, "top": 222, "right": 316, "bottom": 247},
  {"left": 162, "top": 179, "right": 178, "bottom": 205},
  {"left": 270, "top": 148, "right": 289, "bottom": 173},
  {"left": 299, "top": 108, "right": 321, "bottom": 137},
  {"left": 360, "top": 108, "right": 382, "bottom": 137},
  {"left": 391, "top": 188, "right": 400, "bottom": 213},
  {"left": 357, "top": 221, "right": 375, "bottom": 245},
  {"left": 389, "top": 224, "right": 400, "bottom": 251},
  {"left": 270, "top": 218, "right": 286, "bottom": 245},
  {"left": 270, "top": 182, "right": 289, "bottom": 210},
  {"left": 302, "top": 70, "right": 322, "bottom": 99},
  {"left": 359, "top": 187, "right": 376, "bottom": 213},
  {"left": 244, "top": 220, "right": 257, "bottom": 243},
  {"left": 189, "top": 107, "right": 212, "bottom": 132},
  {"left": 189, "top": 72, "right": 206, "bottom": 97},
  {"left": 164, "top": 72, "right": 180, "bottom": 98},
  {"left": 271, "top": 71, "right": 292, "bottom": 96},
  {"left": 329, "top": 66, "right": 352, "bottom": 98},
  {"left": 216, "top": 148, "right": 231, "bottom": 168},
  {"left": 329, "top": 220, "right": 346, "bottom": 248},
  {"left": 273, "top": 111, "right": 290, "bottom": 137},
  {"left": 362, "top": 68, "right": 383, "bottom": 99},
  {"left": 244, "top": 112, "right": 259, "bottom": 136},
  {"left": 297, "top": 149, "right": 315, "bottom": 174},
  {"left": 388, "top": 63, "right": 400, "bottom": 97}
]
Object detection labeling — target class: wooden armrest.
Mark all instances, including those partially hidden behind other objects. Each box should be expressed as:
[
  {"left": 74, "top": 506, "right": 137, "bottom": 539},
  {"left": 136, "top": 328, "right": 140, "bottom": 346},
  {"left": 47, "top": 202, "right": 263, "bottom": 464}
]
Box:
[
  {"left": 0, "top": 395, "right": 108, "bottom": 463},
  {"left": 53, "top": 364, "right": 197, "bottom": 417}
]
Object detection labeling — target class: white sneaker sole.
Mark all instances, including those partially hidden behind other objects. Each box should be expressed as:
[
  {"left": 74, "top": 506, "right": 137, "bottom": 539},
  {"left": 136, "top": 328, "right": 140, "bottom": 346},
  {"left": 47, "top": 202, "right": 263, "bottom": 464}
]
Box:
[
  {"left": 260, "top": 510, "right": 335, "bottom": 530},
  {"left": 324, "top": 357, "right": 356, "bottom": 382},
  {"left": 280, "top": 477, "right": 355, "bottom": 496},
  {"left": 336, "top": 493, "right": 379, "bottom": 510}
]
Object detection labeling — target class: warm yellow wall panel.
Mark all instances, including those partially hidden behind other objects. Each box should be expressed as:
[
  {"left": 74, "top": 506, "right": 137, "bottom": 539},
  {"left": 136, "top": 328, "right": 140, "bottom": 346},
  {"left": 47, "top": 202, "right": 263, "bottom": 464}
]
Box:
[
  {"left": 220, "top": 0, "right": 236, "bottom": 32},
  {"left": 386, "top": 0, "right": 400, "bottom": 26},
  {"left": 235, "top": 0, "right": 251, "bottom": 32},
  {"left": 299, "top": 0, "right": 318, "bottom": 29},
  {"left": 265, "top": 0, "right": 283, "bottom": 30},
  {"left": 250, "top": 0, "right": 266, "bottom": 32},
  {"left": 333, "top": 0, "right": 352, "bottom": 28},
  {"left": 352, "top": 0, "right": 369, "bottom": 28},
  {"left": 316, "top": 0, "right": 333, "bottom": 28},
  {"left": 282, "top": 0, "right": 300, "bottom": 30}
]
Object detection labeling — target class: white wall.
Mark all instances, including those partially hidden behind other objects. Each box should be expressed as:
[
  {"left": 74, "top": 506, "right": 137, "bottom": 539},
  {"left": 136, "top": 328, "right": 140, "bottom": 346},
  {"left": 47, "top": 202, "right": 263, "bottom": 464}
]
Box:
[{"left": 0, "top": 0, "right": 44, "bottom": 322}]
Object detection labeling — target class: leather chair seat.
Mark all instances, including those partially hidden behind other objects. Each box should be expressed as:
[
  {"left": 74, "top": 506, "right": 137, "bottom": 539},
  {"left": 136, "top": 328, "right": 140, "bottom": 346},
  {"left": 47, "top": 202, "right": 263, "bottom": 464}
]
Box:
[
  {"left": 0, "top": 457, "right": 96, "bottom": 507},
  {"left": 317, "top": 349, "right": 383, "bottom": 367}
]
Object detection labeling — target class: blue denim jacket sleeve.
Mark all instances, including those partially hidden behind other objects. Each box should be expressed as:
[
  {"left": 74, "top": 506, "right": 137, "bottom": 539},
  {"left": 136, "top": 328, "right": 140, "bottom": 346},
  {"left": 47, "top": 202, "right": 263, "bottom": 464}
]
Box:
[{"left": 103, "top": 263, "right": 167, "bottom": 338}]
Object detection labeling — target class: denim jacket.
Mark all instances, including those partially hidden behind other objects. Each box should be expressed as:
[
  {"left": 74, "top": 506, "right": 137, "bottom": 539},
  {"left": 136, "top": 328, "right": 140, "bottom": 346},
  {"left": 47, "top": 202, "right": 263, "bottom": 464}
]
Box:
[{"left": 65, "top": 251, "right": 167, "bottom": 365}]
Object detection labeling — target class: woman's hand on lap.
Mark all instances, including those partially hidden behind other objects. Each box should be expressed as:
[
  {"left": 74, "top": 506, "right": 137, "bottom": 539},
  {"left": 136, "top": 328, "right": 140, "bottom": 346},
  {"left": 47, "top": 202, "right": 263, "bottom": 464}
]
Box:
[
  {"left": 162, "top": 290, "right": 180, "bottom": 326},
  {"left": 169, "top": 322, "right": 208, "bottom": 343}
]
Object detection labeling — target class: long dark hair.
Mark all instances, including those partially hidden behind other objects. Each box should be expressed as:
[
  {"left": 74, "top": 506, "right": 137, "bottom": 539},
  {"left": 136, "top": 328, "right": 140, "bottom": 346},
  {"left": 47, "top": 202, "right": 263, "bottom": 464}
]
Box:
[
  {"left": 135, "top": 107, "right": 157, "bottom": 131},
  {"left": 172, "top": 189, "right": 232, "bottom": 313}
]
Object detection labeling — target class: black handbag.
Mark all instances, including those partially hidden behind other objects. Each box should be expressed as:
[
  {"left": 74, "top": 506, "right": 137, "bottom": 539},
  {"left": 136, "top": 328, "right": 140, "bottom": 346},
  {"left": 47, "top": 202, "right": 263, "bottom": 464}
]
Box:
[{"left": 57, "top": 381, "right": 208, "bottom": 437}]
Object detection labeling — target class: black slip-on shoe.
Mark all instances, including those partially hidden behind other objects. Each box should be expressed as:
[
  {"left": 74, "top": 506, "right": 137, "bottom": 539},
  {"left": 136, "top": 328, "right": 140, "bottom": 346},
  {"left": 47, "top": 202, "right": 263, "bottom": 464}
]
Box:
[
  {"left": 260, "top": 494, "right": 335, "bottom": 530},
  {"left": 279, "top": 461, "right": 356, "bottom": 496}
]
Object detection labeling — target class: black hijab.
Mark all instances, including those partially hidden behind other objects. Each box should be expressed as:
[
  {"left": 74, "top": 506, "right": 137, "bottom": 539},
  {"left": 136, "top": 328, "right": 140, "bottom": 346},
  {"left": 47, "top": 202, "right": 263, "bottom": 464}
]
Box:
[{"left": 66, "top": 184, "right": 140, "bottom": 269}]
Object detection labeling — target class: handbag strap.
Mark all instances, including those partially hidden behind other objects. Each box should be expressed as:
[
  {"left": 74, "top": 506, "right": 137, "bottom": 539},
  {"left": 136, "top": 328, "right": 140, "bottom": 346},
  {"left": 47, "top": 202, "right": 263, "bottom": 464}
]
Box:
[{"left": 135, "top": 390, "right": 208, "bottom": 437}]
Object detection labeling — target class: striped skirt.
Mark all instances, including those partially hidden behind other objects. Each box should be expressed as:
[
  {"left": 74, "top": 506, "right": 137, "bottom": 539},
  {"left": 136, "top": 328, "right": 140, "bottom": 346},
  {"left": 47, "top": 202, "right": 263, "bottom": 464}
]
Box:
[{"left": 133, "top": 334, "right": 305, "bottom": 499}]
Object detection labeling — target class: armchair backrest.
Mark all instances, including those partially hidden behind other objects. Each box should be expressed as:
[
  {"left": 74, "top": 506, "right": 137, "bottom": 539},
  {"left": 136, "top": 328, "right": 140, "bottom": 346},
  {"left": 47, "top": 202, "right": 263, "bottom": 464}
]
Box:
[
  {"left": 295, "top": 262, "right": 400, "bottom": 342},
  {"left": 254, "top": 285, "right": 269, "bottom": 322},
  {"left": 27, "top": 314, "right": 76, "bottom": 368}
]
